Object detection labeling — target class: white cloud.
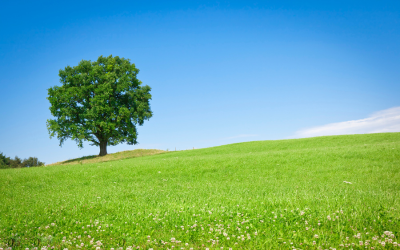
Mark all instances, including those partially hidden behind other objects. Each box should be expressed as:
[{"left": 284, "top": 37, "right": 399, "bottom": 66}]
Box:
[{"left": 294, "top": 106, "right": 400, "bottom": 138}]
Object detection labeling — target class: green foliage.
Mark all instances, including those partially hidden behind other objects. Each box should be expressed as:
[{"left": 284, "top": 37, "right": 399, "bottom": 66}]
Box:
[
  {"left": 46, "top": 55, "right": 153, "bottom": 156},
  {"left": 0, "top": 133, "right": 399, "bottom": 249},
  {"left": 0, "top": 152, "right": 44, "bottom": 169},
  {"left": 23, "top": 157, "right": 45, "bottom": 168},
  {"left": 0, "top": 152, "right": 9, "bottom": 168},
  {"left": 10, "top": 156, "right": 22, "bottom": 168}
]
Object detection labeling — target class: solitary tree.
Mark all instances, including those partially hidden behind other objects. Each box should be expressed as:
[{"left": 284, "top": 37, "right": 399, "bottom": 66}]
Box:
[{"left": 47, "top": 55, "right": 153, "bottom": 156}]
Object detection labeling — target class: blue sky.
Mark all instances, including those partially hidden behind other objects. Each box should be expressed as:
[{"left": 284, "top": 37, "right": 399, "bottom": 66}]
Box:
[{"left": 1, "top": 1, "right": 399, "bottom": 164}]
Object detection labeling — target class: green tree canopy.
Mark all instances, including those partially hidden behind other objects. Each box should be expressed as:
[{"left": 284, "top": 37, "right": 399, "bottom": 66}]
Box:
[{"left": 47, "top": 55, "right": 153, "bottom": 156}]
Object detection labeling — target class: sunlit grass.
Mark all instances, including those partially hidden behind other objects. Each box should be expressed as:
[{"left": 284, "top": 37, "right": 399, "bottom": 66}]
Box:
[
  {"left": 0, "top": 133, "right": 399, "bottom": 249},
  {"left": 47, "top": 149, "right": 166, "bottom": 166}
]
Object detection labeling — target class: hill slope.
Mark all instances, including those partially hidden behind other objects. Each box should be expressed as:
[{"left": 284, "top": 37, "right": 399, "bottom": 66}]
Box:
[
  {"left": 48, "top": 149, "right": 166, "bottom": 166},
  {"left": 0, "top": 133, "right": 399, "bottom": 249}
]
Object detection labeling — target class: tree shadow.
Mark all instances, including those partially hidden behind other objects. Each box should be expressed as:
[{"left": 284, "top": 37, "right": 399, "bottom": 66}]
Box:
[{"left": 62, "top": 155, "right": 99, "bottom": 164}]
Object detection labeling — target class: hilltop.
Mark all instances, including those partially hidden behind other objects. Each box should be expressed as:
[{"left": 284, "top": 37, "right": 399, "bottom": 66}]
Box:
[{"left": 48, "top": 149, "right": 166, "bottom": 166}]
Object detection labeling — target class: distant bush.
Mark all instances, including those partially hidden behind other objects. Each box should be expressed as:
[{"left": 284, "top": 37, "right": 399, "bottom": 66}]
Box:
[{"left": 0, "top": 152, "right": 44, "bottom": 169}]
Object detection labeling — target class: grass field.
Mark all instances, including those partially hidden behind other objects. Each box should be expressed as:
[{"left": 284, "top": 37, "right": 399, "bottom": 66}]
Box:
[{"left": 0, "top": 133, "right": 399, "bottom": 250}]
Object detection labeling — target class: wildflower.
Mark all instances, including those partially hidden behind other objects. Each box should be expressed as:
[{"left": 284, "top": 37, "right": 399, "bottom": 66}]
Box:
[
  {"left": 314, "top": 234, "right": 319, "bottom": 238},
  {"left": 313, "top": 241, "right": 316, "bottom": 245},
  {"left": 359, "top": 241, "right": 363, "bottom": 246},
  {"left": 327, "top": 215, "right": 331, "bottom": 220},
  {"left": 381, "top": 241, "right": 386, "bottom": 246}
]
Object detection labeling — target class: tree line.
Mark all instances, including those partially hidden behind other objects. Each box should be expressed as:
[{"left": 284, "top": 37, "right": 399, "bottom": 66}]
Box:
[{"left": 0, "top": 152, "right": 44, "bottom": 169}]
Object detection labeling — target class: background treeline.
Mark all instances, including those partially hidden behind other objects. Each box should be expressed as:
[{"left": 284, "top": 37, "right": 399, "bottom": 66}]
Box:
[{"left": 0, "top": 152, "right": 44, "bottom": 169}]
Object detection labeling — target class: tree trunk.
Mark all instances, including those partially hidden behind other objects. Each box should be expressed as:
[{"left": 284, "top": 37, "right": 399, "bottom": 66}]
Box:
[{"left": 99, "top": 141, "right": 107, "bottom": 156}]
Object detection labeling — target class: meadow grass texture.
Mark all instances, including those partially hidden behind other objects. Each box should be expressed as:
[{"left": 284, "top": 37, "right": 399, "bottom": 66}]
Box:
[{"left": 0, "top": 133, "right": 399, "bottom": 250}]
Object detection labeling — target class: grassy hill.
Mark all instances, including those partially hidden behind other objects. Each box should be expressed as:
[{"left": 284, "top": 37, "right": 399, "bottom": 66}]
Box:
[
  {"left": 0, "top": 133, "right": 399, "bottom": 249},
  {"left": 47, "top": 149, "right": 166, "bottom": 166}
]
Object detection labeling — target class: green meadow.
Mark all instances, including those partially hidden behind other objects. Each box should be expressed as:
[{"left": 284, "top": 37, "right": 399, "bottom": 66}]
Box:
[{"left": 0, "top": 133, "right": 399, "bottom": 250}]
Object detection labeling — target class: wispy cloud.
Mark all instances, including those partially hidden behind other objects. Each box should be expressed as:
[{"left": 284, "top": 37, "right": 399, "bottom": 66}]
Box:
[
  {"left": 223, "top": 134, "right": 259, "bottom": 140},
  {"left": 294, "top": 106, "right": 400, "bottom": 138}
]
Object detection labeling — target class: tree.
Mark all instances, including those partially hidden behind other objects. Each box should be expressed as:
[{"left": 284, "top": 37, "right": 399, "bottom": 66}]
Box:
[
  {"left": 47, "top": 55, "right": 153, "bottom": 156},
  {"left": 10, "top": 156, "right": 23, "bottom": 168},
  {"left": 0, "top": 152, "right": 10, "bottom": 169},
  {"left": 23, "top": 157, "right": 45, "bottom": 167},
  {"left": 0, "top": 152, "right": 45, "bottom": 169}
]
